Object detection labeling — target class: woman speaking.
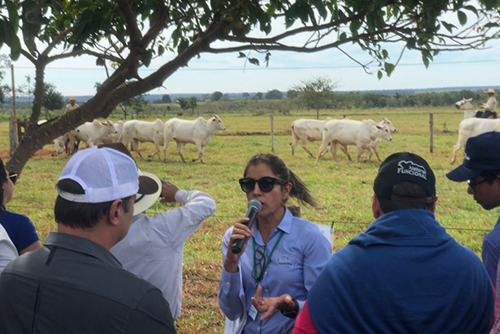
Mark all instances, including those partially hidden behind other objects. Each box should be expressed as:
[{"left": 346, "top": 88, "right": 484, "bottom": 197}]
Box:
[{"left": 218, "top": 153, "right": 331, "bottom": 334}]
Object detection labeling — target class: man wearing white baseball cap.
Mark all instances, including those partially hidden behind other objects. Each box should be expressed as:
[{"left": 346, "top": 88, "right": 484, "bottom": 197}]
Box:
[{"left": 0, "top": 146, "right": 176, "bottom": 334}]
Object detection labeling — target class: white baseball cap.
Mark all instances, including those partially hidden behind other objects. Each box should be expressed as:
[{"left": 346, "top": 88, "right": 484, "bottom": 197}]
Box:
[{"left": 57, "top": 146, "right": 141, "bottom": 203}]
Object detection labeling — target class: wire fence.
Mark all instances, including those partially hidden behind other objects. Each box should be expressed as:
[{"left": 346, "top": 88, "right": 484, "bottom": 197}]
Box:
[{"left": 9, "top": 203, "right": 490, "bottom": 233}]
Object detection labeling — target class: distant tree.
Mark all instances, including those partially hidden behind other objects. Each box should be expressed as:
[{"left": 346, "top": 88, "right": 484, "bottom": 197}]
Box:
[
  {"left": 178, "top": 96, "right": 198, "bottom": 114},
  {"left": 202, "top": 94, "right": 211, "bottom": 102},
  {"left": 242, "top": 92, "right": 250, "bottom": 100},
  {"left": 122, "top": 95, "right": 148, "bottom": 119},
  {"left": 162, "top": 94, "right": 172, "bottom": 103},
  {"left": 265, "top": 89, "right": 283, "bottom": 100},
  {"left": 293, "top": 77, "right": 338, "bottom": 119},
  {"left": 211, "top": 91, "right": 223, "bottom": 102},
  {"left": 220, "top": 94, "right": 230, "bottom": 101},
  {"left": 189, "top": 96, "right": 198, "bottom": 114},
  {"left": 17, "top": 75, "right": 34, "bottom": 105},
  {"left": 253, "top": 92, "right": 263, "bottom": 100},
  {"left": 42, "top": 83, "right": 64, "bottom": 119},
  {"left": 287, "top": 89, "right": 299, "bottom": 99}
]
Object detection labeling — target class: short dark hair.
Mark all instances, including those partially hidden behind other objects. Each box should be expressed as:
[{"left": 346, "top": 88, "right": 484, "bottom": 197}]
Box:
[
  {"left": 377, "top": 182, "right": 432, "bottom": 213},
  {"left": 54, "top": 179, "right": 132, "bottom": 229}
]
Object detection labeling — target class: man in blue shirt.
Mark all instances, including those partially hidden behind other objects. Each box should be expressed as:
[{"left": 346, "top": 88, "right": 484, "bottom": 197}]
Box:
[
  {"left": 447, "top": 132, "right": 500, "bottom": 284},
  {"left": 297, "top": 152, "right": 493, "bottom": 333}
]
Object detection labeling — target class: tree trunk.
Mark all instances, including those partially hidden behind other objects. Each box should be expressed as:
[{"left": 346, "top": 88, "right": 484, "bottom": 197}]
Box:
[{"left": 316, "top": 109, "right": 319, "bottom": 120}]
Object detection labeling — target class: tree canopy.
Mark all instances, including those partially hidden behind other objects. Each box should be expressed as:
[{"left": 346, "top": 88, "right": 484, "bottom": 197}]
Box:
[
  {"left": 292, "top": 77, "right": 338, "bottom": 119},
  {"left": 2, "top": 0, "right": 500, "bottom": 172},
  {"left": 42, "top": 83, "right": 64, "bottom": 113}
]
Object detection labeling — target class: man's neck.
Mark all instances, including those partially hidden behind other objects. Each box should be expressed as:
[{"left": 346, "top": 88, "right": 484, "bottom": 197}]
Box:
[{"left": 57, "top": 224, "right": 114, "bottom": 250}]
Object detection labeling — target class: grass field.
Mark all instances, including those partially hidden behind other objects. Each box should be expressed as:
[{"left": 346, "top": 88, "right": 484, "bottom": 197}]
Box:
[{"left": 0, "top": 107, "right": 496, "bottom": 333}]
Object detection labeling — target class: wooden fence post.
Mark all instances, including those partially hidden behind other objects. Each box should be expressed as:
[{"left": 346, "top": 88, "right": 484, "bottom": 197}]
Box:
[
  {"left": 270, "top": 115, "right": 274, "bottom": 153},
  {"left": 429, "top": 113, "right": 434, "bottom": 153},
  {"left": 9, "top": 64, "right": 18, "bottom": 156}
]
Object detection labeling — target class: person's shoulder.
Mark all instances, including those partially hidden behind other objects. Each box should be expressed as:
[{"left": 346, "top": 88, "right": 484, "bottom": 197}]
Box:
[
  {"left": 107, "top": 264, "right": 167, "bottom": 300},
  {"left": 485, "top": 221, "right": 500, "bottom": 240},
  {"left": 290, "top": 216, "right": 322, "bottom": 234},
  {"left": 0, "top": 211, "right": 31, "bottom": 225}
]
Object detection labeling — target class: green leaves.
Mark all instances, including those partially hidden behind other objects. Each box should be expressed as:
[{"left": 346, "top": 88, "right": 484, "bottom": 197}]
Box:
[
  {"left": 441, "top": 21, "right": 456, "bottom": 33},
  {"left": 384, "top": 62, "right": 395, "bottom": 76},
  {"left": 457, "top": 11, "right": 467, "bottom": 25},
  {"left": 5, "top": 0, "right": 18, "bottom": 34},
  {"left": 95, "top": 57, "right": 105, "bottom": 66},
  {"left": 248, "top": 57, "right": 259, "bottom": 65}
]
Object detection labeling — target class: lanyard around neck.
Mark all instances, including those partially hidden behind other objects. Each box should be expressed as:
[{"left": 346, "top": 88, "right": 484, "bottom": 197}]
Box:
[{"left": 252, "top": 231, "right": 284, "bottom": 283}]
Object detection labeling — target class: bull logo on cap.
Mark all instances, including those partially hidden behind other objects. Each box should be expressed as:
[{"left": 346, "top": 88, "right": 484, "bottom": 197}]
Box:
[{"left": 397, "top": 160, "right": 427, "bottom": 180}]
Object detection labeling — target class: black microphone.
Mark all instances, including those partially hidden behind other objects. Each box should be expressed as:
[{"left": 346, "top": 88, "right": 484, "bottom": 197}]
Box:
[{"left": 231, "top": 199, "right": 262, "bottom": 254}]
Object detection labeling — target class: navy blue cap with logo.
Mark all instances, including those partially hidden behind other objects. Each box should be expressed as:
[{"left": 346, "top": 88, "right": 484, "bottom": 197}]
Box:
[
  {"left": 447, "top": 131, "right": 500, "bottom": 182},
  {"left": 374, "top": 152, "right": 436, "bottom": 203}
]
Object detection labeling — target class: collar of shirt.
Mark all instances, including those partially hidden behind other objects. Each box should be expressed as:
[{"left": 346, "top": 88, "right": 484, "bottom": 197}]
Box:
[
  {"left": 252, "top": 208, "right": 293, "bottom": 245},
  {"left": 45, "top": 232, "right": 122, "bottom": 268}
]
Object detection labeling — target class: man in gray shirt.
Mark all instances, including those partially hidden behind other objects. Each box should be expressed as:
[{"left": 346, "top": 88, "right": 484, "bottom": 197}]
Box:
[{"left": 0, "top": 145, "right": 176, "bottom": 334}]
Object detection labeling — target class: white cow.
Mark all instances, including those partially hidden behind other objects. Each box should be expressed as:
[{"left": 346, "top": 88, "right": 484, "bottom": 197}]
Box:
[
  {"left": 455, "top": 98, "right": 476, "bottom": 119},
  {"left": 291, "top": 118, "right": 332, "bottom": 157},
  {"left": 53, "top": 133, "right": 70, "bottom": 158},
  {"left": 451, "top": 118, "right": 500, "bottom": 164},
  {"left": 74, "top": 120, "right": 117, "bottom": 147},
  {"left": 120, "top": 119, "right": 164, "bottom": 160},
  {"left": 163, "top": 115, "right": 225, "bottom": 163},
  {"left": 101, "top": 120, "right": 124, "bottom": 144},
  {"left": 379, "top": 118, "right": 397, "bottom": 133},
  {"left": 317, "top": 119, "right": 392, "bottom": 163},
  {"left": 342, "top": 118, "right": 396, "bottom": 162}
]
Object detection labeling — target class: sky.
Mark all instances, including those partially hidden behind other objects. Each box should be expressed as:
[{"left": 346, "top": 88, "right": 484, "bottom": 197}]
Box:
[{"left": 4, "top": 17, "right": 500, "bottom": 97}]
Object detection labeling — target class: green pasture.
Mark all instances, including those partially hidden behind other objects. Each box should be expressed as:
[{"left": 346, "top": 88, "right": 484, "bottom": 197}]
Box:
[{"left": 0, "top": 107, "right": 495, "bottom": 333}]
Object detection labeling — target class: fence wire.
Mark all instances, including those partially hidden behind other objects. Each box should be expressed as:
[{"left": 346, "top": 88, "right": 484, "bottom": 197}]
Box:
[{"left": 10, "top": 204, "right": 490, "bottom": 233}]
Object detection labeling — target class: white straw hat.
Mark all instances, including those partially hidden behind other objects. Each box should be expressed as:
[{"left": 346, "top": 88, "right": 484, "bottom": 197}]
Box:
[
  {"left": 133, "top": 171, "right": 162, "bottom": 216},
  {"left": 484, "top": 89, "right": 497, "bottom": 96}
]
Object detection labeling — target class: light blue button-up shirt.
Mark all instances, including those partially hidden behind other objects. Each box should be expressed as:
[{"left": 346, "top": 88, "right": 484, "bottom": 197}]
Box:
[{"left": 218, "top": 208, "right": 332, "bottom": 334}]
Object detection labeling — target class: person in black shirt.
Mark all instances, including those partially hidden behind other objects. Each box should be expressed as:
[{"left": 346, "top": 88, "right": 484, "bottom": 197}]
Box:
[{"left": 0, "top": 145, "right": 176, "bottom": 334}]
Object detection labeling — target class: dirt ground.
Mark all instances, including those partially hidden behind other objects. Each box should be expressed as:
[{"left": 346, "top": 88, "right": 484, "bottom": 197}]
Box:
[{"left": 0, "top": 148, "right": 56, "bottom": 160}]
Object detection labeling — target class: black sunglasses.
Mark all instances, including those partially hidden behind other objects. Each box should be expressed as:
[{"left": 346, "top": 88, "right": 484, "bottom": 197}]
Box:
[
  {"left": 8, "top": 173, "right": 17, "bottom": 185},
  {"left": 466, "top": 178, "right": 489, "bottom": 193},
  {"left": 239, "top": 177, "right": 287, "bottom": 193}
]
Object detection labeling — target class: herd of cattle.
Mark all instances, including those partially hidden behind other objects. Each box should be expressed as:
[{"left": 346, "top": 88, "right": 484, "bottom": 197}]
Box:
[
  {"left": 52, "top": 115, "right": 226, "bottom": 163},
  {"left": 50, "top": 115, "right": 397, "bottom": 164},
  {"left": 47, "top": 104, "right": 495, "bottom": 164}
]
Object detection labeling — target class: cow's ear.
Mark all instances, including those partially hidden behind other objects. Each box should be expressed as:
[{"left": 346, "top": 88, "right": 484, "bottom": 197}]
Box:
[{"left": 376, "top": 125, "right": 382, "bottom": 129}]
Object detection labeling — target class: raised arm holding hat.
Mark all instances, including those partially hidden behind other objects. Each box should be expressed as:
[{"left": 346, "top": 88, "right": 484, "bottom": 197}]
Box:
[
  {"left": 108, "top": 145, "right": 216, "bottom": 321},
  {"left": 0, "top": 146, "right": 176, "bottom": 334},
  {"left": 294, "top": 152, "right": 493, "bottom": 334}
]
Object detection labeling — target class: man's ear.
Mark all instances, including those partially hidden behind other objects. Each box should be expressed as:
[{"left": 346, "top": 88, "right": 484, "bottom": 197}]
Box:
[
  {"left": 372, "top": 194, "right": 383, "bottom": 219},
  {"left": 108, "top": 199, "right": 122, "bottom": 226},
  {"left": 429, "top": 199, "right": 437, "bottom": 214}
]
